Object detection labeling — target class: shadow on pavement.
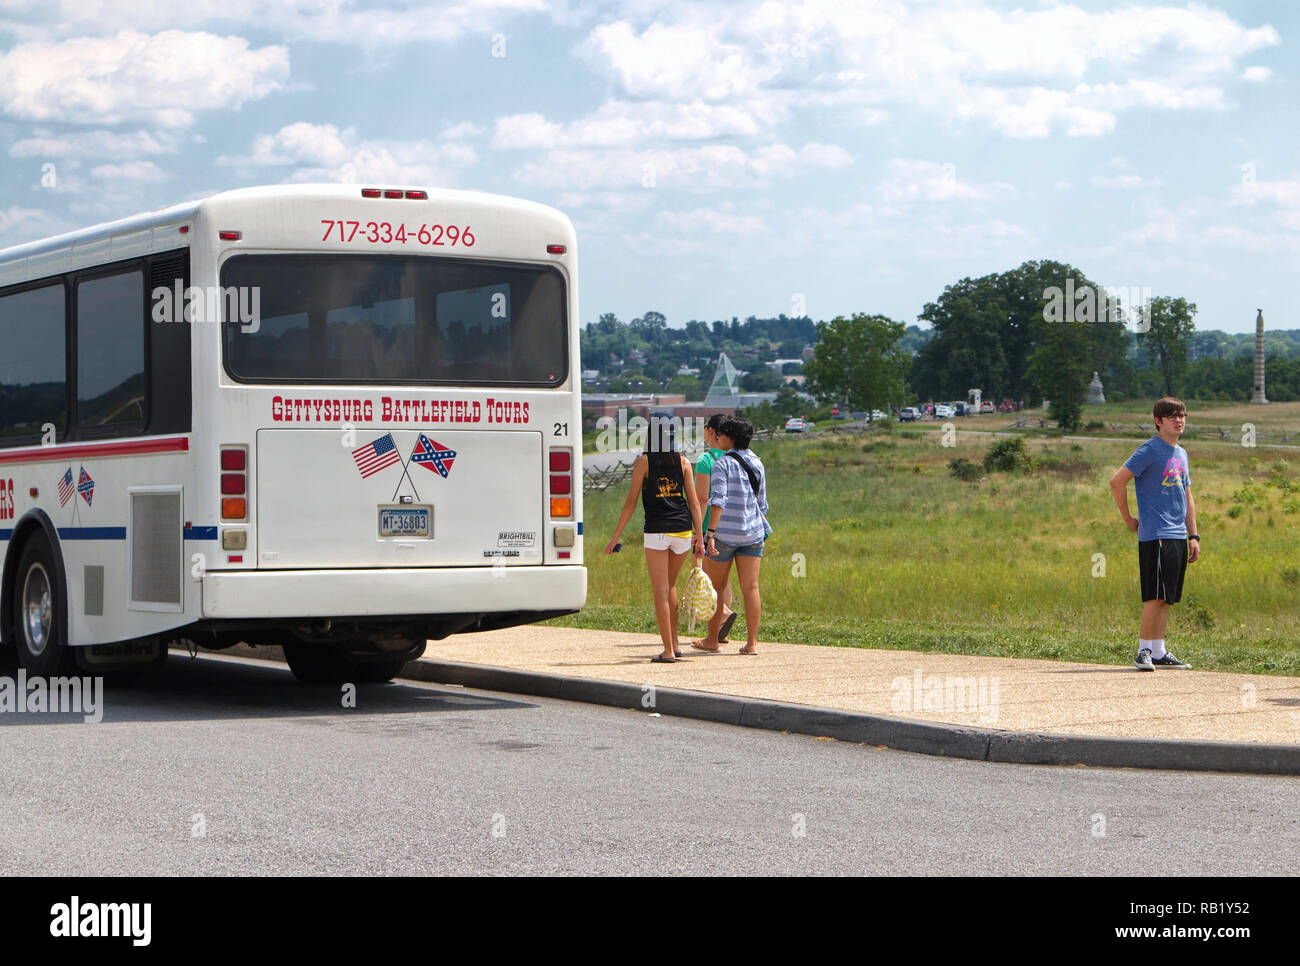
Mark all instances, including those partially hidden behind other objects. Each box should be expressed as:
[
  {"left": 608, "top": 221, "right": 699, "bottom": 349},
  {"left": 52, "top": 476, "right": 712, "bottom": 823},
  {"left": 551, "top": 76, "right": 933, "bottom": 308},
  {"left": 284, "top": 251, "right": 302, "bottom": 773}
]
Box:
[{"left": 0, "top": 650, "right": 534, "bottom": 726}]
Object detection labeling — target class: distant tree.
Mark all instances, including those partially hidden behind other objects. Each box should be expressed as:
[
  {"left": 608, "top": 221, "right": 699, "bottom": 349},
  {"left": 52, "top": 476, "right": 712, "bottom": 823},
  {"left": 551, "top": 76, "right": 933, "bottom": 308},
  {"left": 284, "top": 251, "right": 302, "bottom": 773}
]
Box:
[
  {"left": 911, "top": 261, "right": 1126, "bottom": 404},
  {"left": 778, "top": 338, "right": 804, "bottom": 358},
  {"left": 1026, "top": 317, "right": 1089, "bottom": 432},
  {"left": 802, "top": 313, "right": 908, "bottom": 414},
  {"left": 667, "top": 375, "right": 703, "bottom": 400},
  {"left": 781, "top": 361, "right": 803, "bottom": 375},
  {"left": 741, "top": 368, "right": 782, "bottom": 392},
  {"left": 1138, "top": 296, "right": 1196, "bottom": 397}
]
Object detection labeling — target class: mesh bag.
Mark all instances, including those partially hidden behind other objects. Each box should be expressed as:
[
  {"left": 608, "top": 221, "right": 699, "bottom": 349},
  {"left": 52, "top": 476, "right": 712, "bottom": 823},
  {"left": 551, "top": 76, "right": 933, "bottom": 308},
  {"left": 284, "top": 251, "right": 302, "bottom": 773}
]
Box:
[{"left": 683, "top": 562, "right": 718, "bottom": 632}]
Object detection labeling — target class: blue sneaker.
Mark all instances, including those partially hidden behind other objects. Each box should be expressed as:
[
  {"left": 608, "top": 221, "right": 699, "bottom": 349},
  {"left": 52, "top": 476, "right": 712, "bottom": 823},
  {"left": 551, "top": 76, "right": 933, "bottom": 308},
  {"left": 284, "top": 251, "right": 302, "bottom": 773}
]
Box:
[
  {"left": 1151, "top": 651, "right": 1190, "bottom": 668},
  {"left": 1135, "top": 649, "right": 1154, "bottom": 671}
]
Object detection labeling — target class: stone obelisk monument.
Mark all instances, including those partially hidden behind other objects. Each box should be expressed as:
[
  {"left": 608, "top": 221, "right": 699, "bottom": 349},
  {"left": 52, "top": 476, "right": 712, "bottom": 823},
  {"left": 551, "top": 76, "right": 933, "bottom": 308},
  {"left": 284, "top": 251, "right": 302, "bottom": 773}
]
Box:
[{"left": 1251, "top": 309, "right": 1268, "bottom": 404}]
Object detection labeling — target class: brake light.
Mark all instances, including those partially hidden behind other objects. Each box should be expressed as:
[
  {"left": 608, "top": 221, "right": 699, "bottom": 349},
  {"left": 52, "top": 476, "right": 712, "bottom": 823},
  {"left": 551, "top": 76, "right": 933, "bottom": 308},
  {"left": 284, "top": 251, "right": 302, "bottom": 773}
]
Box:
[
  {"left": 220, "top": 445, "right": 248, "bottom": 521},
  {"left": 548, "top": 446, "right": 573, "bottom": 519}
]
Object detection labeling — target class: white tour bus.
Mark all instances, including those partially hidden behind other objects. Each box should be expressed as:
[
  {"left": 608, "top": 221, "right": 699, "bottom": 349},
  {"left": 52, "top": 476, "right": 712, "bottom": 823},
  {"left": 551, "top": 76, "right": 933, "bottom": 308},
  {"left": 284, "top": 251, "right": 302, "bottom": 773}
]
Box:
[{"left": 0, "top": 185, "right": 585, "bottom": 682}]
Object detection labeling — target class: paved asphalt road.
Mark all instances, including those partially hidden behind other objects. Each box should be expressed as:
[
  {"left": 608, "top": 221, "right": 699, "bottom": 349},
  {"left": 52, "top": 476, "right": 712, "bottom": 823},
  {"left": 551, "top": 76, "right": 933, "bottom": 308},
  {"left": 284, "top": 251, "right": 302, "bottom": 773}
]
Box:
[{"left": 1, "top": 652, "right": 1296, "bottom": 876}]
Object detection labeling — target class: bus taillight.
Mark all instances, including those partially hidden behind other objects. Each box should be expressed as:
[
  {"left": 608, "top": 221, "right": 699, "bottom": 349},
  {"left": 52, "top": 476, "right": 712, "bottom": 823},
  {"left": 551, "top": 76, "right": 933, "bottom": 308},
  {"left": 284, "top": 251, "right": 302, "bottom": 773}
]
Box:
[
  {"left": 548, "top": 446, "right": 573, "bottom": 519},
  {"left": 220, "top": 446, "right": 248, "bottom": 522}
]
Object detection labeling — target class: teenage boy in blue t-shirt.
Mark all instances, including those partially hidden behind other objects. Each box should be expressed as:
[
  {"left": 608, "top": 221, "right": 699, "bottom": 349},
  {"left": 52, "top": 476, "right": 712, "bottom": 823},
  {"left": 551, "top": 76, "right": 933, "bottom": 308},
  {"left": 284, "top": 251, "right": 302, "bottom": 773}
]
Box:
[{"left": 1109, "top": 397, "right": 1200, "bottom": 670}]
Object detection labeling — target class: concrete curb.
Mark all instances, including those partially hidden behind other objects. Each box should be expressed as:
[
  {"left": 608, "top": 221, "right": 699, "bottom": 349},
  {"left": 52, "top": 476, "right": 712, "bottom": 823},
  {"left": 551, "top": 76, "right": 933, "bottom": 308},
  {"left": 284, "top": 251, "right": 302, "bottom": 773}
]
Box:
[
  {"left": 206, "top": 646, "right": 1300, "bottom": 776},
  {"left": 404, "top": 659, "right": 1300, "bottom": 777}
]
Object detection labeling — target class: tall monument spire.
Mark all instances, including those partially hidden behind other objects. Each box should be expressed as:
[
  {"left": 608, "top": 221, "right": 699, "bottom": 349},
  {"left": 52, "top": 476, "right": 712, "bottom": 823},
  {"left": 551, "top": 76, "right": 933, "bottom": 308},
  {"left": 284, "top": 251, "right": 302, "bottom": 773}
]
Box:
[{"left": 1251, "top": 309, "right": 1268, "bottom": 405}]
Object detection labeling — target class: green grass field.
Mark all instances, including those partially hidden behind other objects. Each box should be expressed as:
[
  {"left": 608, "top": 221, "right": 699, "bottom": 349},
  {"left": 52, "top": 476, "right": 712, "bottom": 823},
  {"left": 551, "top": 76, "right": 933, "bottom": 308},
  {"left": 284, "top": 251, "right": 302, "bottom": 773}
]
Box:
[{"left": 558, "top": 406, "right": 1300, "bottom": 675}]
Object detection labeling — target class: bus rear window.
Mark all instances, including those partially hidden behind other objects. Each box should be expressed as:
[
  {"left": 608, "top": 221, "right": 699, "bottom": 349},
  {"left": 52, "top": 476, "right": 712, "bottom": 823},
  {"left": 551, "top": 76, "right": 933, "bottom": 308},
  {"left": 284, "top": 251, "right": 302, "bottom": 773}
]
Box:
[{"left": 221, "top": 254, "right": 566, "bottom": 386}]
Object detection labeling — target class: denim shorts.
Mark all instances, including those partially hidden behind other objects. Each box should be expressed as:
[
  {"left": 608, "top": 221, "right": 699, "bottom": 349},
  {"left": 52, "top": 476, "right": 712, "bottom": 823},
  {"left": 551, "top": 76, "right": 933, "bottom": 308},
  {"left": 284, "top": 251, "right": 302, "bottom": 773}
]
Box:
[{"left": 708, "top": 539, "right": 764, "bottom": 562}]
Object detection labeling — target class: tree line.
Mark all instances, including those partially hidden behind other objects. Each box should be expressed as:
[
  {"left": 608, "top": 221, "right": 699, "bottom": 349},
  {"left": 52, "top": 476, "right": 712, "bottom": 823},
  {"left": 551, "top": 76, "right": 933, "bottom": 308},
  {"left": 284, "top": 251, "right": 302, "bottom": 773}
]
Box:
[{"left": 582, "top": 260, "right": 1299, "bottom": 431}]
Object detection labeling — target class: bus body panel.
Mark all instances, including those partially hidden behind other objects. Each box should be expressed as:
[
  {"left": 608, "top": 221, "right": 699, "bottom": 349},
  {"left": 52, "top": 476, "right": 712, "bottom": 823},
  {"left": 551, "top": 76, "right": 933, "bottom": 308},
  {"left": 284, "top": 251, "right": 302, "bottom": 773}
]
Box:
[
  {"left": 255, "top": 427, "right": 545, "bottom": 569},
  {"left": 201, "top": 565, "right": 586, "bottom": 619}
]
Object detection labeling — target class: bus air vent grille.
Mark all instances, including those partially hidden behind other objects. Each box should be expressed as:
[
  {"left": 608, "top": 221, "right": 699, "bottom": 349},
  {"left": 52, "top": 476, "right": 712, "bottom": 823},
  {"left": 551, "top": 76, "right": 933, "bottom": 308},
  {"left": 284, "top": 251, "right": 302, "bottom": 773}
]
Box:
[
  {"left": 130, "top": 491, "right": 182, "bottom": 605},
  {"left": 84, "top": 565, "right": 104, "bottom": 616}
]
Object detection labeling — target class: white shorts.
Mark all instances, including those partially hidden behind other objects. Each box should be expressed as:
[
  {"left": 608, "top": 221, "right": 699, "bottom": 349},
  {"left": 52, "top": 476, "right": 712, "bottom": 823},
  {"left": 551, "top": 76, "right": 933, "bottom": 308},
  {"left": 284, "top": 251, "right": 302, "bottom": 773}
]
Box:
[{"left": 644, "top": 532, "right": 693, "bottom": 554}]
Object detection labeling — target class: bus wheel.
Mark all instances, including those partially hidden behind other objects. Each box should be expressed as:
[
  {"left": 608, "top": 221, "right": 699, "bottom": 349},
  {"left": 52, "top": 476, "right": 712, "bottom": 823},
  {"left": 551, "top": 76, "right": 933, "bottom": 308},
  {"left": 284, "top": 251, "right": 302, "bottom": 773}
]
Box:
[
  {"left": 282, "top": 642, "right": 352, "bottom": 684},
  {"left": 353, "top": 660, "right": 407, "bottom": 683},
  {"left": 13, "top": 537, "right": 70, "bottom": 676}
]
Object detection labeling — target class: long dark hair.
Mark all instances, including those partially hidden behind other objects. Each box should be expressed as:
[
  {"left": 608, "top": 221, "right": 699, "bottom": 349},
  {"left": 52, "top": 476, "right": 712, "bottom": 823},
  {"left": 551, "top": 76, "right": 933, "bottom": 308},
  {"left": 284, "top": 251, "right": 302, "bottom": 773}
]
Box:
[{"left": 645, "top": 413, "right": 681, "bottom": 470}]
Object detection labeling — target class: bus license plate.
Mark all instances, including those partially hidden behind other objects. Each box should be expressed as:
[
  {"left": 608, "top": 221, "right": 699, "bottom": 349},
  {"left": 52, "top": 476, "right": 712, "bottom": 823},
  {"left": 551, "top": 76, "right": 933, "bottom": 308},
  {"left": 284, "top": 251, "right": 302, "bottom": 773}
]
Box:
[{"left": 379, "top": 506, "right": 431, "bottom": 538}]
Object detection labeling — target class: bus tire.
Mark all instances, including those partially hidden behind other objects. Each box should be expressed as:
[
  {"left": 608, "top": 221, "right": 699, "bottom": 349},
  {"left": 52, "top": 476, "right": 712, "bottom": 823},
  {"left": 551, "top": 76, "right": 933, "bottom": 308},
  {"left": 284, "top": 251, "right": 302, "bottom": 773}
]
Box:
[
  {"left": 12, "top": 536, "right": 71, "bottom": 676},
  {"left": 283, "top": 644, "right": 406, "bottom": 684},
  {"left": 353, "top": 659, "right": 407, "bottom": 683}
]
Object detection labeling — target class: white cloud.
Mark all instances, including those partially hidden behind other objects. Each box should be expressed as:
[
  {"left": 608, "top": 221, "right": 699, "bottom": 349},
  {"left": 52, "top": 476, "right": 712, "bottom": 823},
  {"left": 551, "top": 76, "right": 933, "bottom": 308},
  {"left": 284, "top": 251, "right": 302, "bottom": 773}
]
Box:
[
  {"left": 0, "top": 205, "right": 51, "bottom": 235},
  {"left": 0, "top": 0, "right": 549, "bottom": 45},
  {"left": 9, "top": 129, "right": 180, "bottom": 160},
  {"left": 878, "top": 159, "right": 1015, "bottom": 203},
  {"left": 1241, "top": 66, "right": 1271, "bottom": 83},
  {"left": 0, "top": 30, "right": 288, "bottom": 127},
  {"left": 513, "top": 141, "right": 849, "bottom": 189},
  {"left": 439, "top": 121, "right": 484, "bottom": 141},
  {"left": 1234, "top": 178, "right": 1300, "bottom": 207},
  {"left": 494, "top": 99, "right": 777, "bottom": 150},
  {"left": 655, "top": 207, "right": 766, "bottom": 235},
  {"left": 576, "top": 2, "right": 1279, "bottom": 139},
  {"left": 1090, "top": 173, "right": 1164, "bottom": 190},
  {"left": 221, "top": 122, "right": 478, "bottom": 186},
  {"left": 90, "top": 161, "right": 166, "bottom": 182}
]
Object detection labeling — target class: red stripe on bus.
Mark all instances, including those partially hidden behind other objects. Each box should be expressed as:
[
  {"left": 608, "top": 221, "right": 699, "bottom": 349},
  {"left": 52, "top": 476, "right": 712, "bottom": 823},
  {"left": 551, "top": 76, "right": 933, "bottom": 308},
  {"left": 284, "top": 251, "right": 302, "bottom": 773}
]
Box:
[{"left": 0, "top": 437, "right": 190, "bottom": 465}]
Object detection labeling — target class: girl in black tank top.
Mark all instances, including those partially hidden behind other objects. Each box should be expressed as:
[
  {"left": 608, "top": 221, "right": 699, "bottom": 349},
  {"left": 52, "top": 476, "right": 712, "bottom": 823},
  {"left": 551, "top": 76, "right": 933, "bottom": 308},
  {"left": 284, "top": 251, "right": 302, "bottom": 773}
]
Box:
[
  {"left": 604, "top": 417, "right": 705, "bottom": 662},
  {"left": 642, "top": 450, "right": 692, "bottom": 533}
]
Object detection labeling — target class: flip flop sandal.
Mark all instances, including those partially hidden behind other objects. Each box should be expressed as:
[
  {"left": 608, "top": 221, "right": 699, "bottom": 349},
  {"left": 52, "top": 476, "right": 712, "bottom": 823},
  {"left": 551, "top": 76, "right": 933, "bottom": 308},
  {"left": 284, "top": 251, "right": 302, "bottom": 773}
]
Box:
[
  {"left": 651, "top": 655, "right": 678, "bottom": 663},
  {"left": 717, "top": 612, "right": 738, "bottom": 642}
]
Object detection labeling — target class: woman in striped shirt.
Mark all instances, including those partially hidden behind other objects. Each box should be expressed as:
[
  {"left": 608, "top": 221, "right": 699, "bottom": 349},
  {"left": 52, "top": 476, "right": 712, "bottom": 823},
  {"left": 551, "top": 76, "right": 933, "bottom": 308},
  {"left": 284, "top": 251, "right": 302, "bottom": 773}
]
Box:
[{"left": 692, "top": 416, "right": 770, "bottom": 655}]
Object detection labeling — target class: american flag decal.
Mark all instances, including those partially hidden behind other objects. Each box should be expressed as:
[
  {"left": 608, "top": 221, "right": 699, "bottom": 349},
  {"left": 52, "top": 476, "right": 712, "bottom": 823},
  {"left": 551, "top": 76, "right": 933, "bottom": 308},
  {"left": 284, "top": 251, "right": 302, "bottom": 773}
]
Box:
[
  {"left": 57, "top": 467, "right": 74, "bottom": 506},
  {"left": 352, "top": 433, "right": 401, "bottom": 478},
  {"left": 410, "top": 434, "right": 457, "bottom": 478},
  {"left": 77, "top": 467, "right": 94, "bottom": 506}
]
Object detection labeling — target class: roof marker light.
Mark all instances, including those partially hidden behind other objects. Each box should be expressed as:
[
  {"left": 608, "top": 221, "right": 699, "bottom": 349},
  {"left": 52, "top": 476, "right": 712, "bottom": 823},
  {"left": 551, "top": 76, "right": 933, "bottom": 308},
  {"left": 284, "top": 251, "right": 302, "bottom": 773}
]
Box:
[
  {"left": 361, "top": 188, "right": 381, "bottom": 198},
  {"left": 405, "top": 190, "right": 427, "bottom": 200},
  {"left": 219, "top": 230, "right": 241, "bottom": 241},
  {"left": 179, "top": 225, "right": 190, "bottom": 234},
  {"left": 383, "top": 189, "right": 403, "bottom": 199},
  {"left": 547, "top": 244, "right": 567, "bottom": 254}
]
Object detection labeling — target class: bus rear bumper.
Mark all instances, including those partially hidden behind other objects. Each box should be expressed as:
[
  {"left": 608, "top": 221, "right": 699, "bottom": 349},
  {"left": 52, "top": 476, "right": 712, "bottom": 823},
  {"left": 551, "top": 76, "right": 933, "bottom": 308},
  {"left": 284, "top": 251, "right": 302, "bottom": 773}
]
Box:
[{"left": 201, "top": 565, "right": 587, "bottom": 619}]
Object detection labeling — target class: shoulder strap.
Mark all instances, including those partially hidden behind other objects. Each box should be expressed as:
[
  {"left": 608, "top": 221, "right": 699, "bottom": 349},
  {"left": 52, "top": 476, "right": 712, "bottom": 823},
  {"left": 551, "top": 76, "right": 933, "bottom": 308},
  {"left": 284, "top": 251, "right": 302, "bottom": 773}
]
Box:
[{"left": 726, "top": 451, "right": 760, "bottom": 494}]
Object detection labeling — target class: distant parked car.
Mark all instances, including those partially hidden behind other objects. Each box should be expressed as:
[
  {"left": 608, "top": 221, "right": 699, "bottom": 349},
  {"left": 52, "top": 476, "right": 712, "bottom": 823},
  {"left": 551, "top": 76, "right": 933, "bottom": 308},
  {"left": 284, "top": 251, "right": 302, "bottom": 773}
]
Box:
[
  {"left": 871, "top": 410, "right": 887, "bottom": 421},
  {"left": 980, "top": 401, "right": 995, "bottom": 413},
  {"left": 898, "top": 407, "right": 921, "bottom": 422},
  {"left": 933, "top": 404, "right": 954, "bottom": 420},
  {"left": 784, "top": 417, "right": 808, "bottom": 433},
  {"left": 951, "top": 402, "right": 970, "bottom": 416}
]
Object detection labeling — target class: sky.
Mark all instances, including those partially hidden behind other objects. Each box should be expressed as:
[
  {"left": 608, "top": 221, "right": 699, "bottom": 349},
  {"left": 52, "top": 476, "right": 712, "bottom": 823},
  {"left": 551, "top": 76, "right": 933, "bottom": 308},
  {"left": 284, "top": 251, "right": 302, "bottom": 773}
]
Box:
[{"left": 0, "top": 0, "right": 1296, "bottom": 335}]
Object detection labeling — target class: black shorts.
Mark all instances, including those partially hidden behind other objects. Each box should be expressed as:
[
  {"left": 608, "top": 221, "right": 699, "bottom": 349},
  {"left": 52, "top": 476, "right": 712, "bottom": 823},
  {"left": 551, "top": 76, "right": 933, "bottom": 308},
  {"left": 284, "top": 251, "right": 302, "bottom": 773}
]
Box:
[{"left": 1139, "top": 539, "right": 1188, "bottom": 604}]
